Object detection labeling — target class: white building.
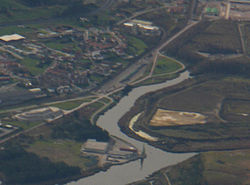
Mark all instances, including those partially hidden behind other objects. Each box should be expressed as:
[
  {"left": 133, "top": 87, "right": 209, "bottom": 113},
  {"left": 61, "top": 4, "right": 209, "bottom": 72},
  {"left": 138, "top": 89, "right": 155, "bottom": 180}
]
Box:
[
  {"left": 82, "top": 139, "right": 109, "bottom": 154},
  {"left": 0, "top": 34, "right": 25, "bottom": 42}
]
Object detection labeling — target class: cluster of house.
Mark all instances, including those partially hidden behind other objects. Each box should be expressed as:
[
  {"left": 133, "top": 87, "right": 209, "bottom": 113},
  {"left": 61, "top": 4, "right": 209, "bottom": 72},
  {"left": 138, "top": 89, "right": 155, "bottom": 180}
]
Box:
[{"left": 0, "top": 23, "right": 134, "bottom": 93}]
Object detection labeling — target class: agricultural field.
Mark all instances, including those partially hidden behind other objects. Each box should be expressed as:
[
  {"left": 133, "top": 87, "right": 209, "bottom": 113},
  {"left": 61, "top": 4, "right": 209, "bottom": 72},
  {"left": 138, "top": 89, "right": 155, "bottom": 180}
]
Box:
[
  {"left": 189, "top": 20, "right": 242, "bottom": 54},
  {"left": 220, "top": 98, "right": 250, "bottom": 123},
  {"left": 130, "top": 149, "right": 250, "bottom": 185}
]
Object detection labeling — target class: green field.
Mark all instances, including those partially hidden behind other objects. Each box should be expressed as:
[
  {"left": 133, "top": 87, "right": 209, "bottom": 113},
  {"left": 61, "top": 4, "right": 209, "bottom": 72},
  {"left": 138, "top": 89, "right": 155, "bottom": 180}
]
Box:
[
  {"left": 50, "top": 98, "right": 95, "bottom": 110},
  {"left": 0, "top": 26, "right": 33, "bottom": 36},
  {"left": 0, "top": 3, "right": 64, "bottom": 24},
  {"left": 190, "top": 20, "right": 242, "bottom": 54},
  {"left": 44, "top": 39, "right": 80, "bottom": 52},
  {"left": 153, "top": 55, "right": 183, "bottom": 75},
  {"left": 0, "top": 0, "right": 92, "bottom": 24},
  {"left": 136, "top": 73, "right": 178, "bottom": 86},
  {"left": 127, "top": 36, "right": 148, "bottom": 56},
  {"left": 21, "top": 57, "right": 48, "bottom": 76},
  {"left": 4, "top": 119, "right": 41, "bottom": 130},
  {"left": 27, "top": 139, "right": 98, "bottom": 170}
]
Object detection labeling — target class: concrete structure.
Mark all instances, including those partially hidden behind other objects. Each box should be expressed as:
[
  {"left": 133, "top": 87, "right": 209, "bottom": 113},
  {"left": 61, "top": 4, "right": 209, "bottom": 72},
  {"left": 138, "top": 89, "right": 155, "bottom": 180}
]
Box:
[
  {"left": 123, "top": 22, "right": 134, "bottom": 27},
  {"left": 29, "top": 88, "right": 42, "bottom": 93},
  {"left": 124, "top": 19, "right": 159, "bottom": 31},
  {"left": 0, "top": 34, "right": 25, "bottom": 42},
  {"left": 131, "top": 19, "right": 152, "bottom": 26},
  {"left": 82, "top": 139, "right": 109, "bottom": 154},
  {"left": 230, "top": 0, "right": 250, "bottom": 4},
  {"left": 137, "top": 24, "right": 159, "bottom": 31},
  {"left": 14, "top": 107, "right": 63, "bottom": 122}
]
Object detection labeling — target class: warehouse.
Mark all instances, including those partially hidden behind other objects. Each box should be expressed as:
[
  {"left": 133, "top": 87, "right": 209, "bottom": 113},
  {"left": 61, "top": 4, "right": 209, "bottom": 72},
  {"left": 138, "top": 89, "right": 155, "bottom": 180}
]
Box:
[
  {"left": 82, "top": 139, "right": 110, "bottom": 154},
  {"left": 0, "top": 34, "right": 25, "bottom": 42}
]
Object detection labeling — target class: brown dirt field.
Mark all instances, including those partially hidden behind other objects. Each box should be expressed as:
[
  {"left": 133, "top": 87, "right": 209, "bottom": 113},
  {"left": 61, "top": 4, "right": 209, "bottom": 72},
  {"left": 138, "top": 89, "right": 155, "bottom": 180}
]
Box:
[{"left": 150, "top": 109, "right": 206, "bottom": 127}]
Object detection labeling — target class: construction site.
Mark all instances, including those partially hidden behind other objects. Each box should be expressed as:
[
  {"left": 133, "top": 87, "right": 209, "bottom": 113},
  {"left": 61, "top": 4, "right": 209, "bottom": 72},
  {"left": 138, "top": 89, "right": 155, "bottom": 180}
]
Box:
[
  {"left": 14, "top": 107, "right": 64, "bottom": 122},
  {"left": 149, "top": 109, "right": 206, "bottom": 127}
]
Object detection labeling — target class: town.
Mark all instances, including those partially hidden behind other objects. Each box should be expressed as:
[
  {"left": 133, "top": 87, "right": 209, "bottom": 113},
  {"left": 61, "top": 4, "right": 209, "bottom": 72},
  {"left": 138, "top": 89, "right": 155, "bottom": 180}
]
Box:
[{"left": 0, "top": 0, "right": 250, "bottom": 185}]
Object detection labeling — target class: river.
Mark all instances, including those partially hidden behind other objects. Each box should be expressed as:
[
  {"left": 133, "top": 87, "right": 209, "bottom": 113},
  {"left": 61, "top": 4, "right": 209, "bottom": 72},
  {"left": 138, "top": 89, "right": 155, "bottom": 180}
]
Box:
[{"left": 69, "top": 71, "right": 196, "bottom": 185}]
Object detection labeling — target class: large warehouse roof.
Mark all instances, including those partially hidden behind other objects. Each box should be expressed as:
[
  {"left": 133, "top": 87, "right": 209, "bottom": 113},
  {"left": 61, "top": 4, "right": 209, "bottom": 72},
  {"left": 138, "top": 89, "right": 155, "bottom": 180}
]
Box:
[
  {"left": 0, "top": 34, "right": 25, "bottom": 42},
  {"left": 82, "top": 139, "right": 109, "bottom": 153}
]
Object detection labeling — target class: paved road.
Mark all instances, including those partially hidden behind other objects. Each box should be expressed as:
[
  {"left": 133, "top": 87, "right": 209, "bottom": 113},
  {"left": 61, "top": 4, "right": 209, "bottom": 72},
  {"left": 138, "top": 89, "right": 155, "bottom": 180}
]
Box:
[
  {"left": 163, "top": 172, "right": 172, "bottom": 185},
  {"left": 238, "top": 23, "right": 247, "bottom": 55}
]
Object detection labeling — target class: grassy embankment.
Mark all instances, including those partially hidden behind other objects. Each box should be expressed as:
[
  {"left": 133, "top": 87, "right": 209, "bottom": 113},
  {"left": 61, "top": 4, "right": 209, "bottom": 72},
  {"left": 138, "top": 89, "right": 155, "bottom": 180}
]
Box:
[
  {"left": 135, "top": 55, "right": 183, "bottom": 86},
  {"left": 27, "top": 139, "right": 98, "bottom": 170},
  {"left": 244, "top": 23, "right": 250, "bottom": 55},
  {"left": 50, "top": 97, "right": 95, "bottom": 110},
  {"left": 153, "top": 55, "right": 183, "bottom": 76}
]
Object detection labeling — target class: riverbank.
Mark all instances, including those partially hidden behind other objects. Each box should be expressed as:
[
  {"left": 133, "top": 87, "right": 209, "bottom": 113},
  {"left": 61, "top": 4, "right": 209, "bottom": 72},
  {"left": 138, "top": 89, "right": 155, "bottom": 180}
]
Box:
[
  {"left": 129, "top": 148, "right": 250, "bottom": 185},
  {"left": 68, "top": 154, "right": 143, "bottom": 185},
  {"left": 118, "top": 74, "right": 250, "bottom": 153},
  {"left": 68, "top": 71, "right": 194, "bottom": 185}
]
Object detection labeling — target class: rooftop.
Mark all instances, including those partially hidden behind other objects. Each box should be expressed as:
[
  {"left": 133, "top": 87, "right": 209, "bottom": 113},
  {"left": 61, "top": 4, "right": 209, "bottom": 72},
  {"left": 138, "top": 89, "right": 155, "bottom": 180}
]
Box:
[
  {"left": 83, "top": 139, "right": 109, "bottom": 152},
  {"left": 0, "top": 34, "right": 25, "bottom": 42}
]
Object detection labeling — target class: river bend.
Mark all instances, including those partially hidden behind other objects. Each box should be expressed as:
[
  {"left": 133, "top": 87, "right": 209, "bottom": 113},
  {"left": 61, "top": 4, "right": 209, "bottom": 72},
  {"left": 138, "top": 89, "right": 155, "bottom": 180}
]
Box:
[{"left": 69, "top": 71, "right": 196, "bottom": 185}]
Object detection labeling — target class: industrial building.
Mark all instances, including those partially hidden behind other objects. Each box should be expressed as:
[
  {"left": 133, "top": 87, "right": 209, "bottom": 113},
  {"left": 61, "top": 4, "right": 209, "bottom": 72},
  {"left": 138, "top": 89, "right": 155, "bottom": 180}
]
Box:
[
  {"left": 82, "top": 139, "right": 110, "bottom": 154},
  {"left": 123, "top": 19, "right": 159, "bottom": 31},
  {"left": 0, "top": 34, "right": 25, "bottom": 42}
]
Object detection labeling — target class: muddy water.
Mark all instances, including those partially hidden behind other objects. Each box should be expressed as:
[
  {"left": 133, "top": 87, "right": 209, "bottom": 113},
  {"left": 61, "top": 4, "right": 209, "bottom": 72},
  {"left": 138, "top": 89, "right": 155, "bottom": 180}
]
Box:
[{"left": 69, "top": 71, "right": 196, "bottom": 185}]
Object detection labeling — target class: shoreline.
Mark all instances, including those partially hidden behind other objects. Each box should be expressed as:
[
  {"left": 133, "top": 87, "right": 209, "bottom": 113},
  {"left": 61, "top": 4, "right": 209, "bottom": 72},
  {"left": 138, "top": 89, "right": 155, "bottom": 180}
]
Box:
[{"left": 67, "top": 155, "right": 143, "bottom": 185}]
